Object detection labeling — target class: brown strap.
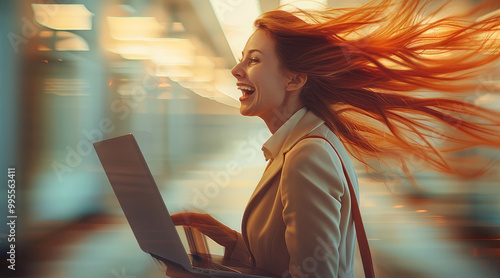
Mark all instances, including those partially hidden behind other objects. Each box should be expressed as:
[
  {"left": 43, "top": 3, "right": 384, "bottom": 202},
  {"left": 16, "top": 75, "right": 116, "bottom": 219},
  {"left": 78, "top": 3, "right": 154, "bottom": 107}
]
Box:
[{"left": 294, "top": 135, "right": 375, "bottom": 278}]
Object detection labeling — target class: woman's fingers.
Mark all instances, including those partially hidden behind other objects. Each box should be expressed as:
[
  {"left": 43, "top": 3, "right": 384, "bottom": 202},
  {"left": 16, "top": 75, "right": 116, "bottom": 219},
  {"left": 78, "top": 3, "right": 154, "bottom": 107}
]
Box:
[
  {"left": 171, "top": 213, "right": 216, "bottom": 226},
  {"left": 170, "top": 212, "right": 238, "bottom": 249},
  {"left": 171, "top": 213, "right": 193, "bottom": 226}
]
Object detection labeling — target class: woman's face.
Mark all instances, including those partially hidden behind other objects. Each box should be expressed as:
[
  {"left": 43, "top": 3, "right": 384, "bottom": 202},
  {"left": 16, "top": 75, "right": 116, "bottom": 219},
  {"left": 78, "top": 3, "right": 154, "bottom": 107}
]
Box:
[{"left": 231, "top": 29, "right": 296, "bottom": 125}]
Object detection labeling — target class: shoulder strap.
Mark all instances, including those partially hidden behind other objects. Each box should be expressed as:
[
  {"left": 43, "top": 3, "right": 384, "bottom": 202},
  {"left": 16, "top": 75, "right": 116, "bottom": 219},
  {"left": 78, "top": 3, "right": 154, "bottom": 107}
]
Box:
[{"left": 295, "top": 135, "right": 375, "bottom": 278}]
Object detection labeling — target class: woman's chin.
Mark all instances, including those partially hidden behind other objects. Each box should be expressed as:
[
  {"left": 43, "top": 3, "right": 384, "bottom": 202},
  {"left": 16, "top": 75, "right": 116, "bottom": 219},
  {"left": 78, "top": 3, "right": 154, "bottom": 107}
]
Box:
[{"left": 239, "top": 105, "right": 253, "bottom": 116}]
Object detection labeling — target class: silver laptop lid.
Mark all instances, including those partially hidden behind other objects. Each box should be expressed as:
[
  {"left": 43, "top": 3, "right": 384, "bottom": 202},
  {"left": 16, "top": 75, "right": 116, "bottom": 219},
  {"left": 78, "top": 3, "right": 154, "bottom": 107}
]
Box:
[{"left": 94, "top": 134, "right": 191, "bottom": 269}]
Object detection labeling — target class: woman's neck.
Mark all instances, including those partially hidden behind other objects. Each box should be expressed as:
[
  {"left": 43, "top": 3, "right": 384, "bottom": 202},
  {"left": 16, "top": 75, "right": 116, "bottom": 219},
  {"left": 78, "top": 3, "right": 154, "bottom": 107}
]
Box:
[{"left": 262, "top": 104, "right": 304, "bottom": 134}]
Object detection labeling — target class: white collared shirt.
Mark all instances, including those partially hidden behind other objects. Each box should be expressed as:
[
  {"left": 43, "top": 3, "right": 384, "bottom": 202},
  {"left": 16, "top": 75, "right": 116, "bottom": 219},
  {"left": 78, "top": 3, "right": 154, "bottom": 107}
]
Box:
[{"left": 261, "top": 107, "right": 308, "bottom": 162}]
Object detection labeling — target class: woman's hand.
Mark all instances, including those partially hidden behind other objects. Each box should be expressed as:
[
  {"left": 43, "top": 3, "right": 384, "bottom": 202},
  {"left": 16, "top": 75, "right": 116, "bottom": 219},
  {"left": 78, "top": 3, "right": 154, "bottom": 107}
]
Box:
[{"left": 171, "top": 213, "right": 238, "bottom": 254}]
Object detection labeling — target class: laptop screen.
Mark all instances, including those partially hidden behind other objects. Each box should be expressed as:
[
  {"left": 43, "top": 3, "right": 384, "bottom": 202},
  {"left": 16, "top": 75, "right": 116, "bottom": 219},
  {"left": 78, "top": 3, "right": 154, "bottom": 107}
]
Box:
[{"left": 93, "top": 134, "right": 191, "bottom": 269}]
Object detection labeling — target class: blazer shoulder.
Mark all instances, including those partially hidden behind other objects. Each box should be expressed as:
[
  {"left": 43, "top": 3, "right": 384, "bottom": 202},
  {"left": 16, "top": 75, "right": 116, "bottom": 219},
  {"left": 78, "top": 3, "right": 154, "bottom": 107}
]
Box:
[
  {"left": 288, "top": 122, "right": 341, "bottom": 157},
  {"left": 281, "top": 131, "right": 346, "bottom": 201},
  {"left": 286, "top": 133, "right": 342, "bottom": 165}
]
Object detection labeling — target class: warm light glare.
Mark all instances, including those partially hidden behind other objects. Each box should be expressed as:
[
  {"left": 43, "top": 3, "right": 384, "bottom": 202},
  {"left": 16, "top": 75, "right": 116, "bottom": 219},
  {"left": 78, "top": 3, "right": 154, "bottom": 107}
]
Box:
[
  {"left": 150, "top": 38, "right": 196, "bottom": 65},
  {"left": 32, "top": 4, "right": 94, "bottom": 30},
  {"left": 107, "top": 17, "right": 165, "bottom": 40},
  {"left": 39, "top": 31, "right": 54, "bottom": 38},
  {"left": 107, "top": 38, "right": 196, "bottom": 63}
]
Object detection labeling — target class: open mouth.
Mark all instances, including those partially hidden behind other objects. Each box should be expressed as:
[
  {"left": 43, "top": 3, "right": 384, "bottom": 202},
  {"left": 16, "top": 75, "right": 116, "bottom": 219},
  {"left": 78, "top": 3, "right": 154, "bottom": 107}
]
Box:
[{"left": 238, "top": 85, "right": 256, "bottom": 96}]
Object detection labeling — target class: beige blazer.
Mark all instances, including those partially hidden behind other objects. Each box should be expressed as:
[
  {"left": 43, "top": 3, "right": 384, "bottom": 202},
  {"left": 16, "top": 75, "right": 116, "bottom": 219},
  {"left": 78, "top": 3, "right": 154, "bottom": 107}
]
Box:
[{"left": 227, "top": 110, "right": 358, "bottom": 278}]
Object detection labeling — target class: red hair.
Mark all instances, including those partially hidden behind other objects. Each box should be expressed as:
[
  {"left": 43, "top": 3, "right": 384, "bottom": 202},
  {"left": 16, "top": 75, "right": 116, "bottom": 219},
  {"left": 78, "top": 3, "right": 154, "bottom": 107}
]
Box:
[{"left": 255, "top": 0, "right": 500, "bottom": 181}]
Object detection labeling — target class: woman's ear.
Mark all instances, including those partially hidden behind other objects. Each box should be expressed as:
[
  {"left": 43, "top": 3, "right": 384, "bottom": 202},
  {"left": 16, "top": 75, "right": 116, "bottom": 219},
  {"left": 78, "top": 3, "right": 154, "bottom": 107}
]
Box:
[{"left": 285, "top": 72, "right": 307, "bottom": 92}]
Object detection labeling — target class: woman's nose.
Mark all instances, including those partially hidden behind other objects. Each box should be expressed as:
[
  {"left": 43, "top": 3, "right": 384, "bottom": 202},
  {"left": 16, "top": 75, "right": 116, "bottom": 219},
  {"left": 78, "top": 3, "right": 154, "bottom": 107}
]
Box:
[{"left": 231, "top": 62, "right": 244, "bottom": 79}]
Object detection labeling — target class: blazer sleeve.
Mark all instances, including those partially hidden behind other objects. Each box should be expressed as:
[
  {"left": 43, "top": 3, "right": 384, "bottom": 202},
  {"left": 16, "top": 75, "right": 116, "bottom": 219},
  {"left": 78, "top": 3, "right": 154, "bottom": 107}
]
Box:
[
  {"left": 224, "top": 231, "right": 251, "bottom": 264},
  {"left": 280, "top": 138, "right": 346, "bottom": 278}
]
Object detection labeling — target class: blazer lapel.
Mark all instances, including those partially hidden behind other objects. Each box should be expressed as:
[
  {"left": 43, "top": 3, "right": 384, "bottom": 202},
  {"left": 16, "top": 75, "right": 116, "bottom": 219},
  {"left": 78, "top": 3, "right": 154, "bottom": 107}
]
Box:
[
  {"left": 247, "top": 154, "right": 283, "bottom": 204},
  {"left": 239, "top": 151, "right": 284, "bottom": 266}
]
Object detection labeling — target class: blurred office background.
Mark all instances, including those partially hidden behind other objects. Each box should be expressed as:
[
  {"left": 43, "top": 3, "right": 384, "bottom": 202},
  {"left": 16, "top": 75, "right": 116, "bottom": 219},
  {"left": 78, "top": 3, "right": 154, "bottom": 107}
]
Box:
[{"left": 1, "top": 0, "right": 499, "bottom": 277}]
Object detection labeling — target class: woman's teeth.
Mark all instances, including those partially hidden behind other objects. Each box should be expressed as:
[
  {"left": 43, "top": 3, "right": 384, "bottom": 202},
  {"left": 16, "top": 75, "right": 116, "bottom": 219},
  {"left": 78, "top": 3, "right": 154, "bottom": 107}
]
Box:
[{"left": 238, "top": 85, "right": 256, "bottom": 95}]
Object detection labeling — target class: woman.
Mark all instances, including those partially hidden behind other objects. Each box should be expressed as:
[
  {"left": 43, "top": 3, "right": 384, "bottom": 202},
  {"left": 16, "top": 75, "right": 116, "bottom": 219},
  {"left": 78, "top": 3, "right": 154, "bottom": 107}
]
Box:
[{"left": 167, "top": 0, "right": 500, "bottom": 277}]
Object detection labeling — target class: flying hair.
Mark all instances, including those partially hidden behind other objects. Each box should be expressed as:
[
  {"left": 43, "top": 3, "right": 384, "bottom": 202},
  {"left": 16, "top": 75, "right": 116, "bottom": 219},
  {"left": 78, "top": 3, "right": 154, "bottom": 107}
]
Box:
[{"left": 254, "top": 0, "right": 500, "bottom": 183}]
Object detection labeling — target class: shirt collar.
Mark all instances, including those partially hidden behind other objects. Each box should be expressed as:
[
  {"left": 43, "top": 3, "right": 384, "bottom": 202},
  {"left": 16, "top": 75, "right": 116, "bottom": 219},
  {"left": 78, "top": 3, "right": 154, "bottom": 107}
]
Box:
[{"left": 262, "top": 107, "right": 308, "bottom": 161}]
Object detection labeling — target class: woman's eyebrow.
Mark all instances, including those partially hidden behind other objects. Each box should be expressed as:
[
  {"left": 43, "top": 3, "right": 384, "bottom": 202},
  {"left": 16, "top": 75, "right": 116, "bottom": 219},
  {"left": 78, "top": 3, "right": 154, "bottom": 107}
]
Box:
[{"left": 241, "top": 49, "right": 264, "bottom": 58}]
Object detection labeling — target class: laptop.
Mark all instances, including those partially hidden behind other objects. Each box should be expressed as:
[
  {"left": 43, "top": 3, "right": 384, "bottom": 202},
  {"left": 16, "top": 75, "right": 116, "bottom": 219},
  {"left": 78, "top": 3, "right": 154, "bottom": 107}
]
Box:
[{"left": 93, "top": 134, "right": 275, "bottom": 278}]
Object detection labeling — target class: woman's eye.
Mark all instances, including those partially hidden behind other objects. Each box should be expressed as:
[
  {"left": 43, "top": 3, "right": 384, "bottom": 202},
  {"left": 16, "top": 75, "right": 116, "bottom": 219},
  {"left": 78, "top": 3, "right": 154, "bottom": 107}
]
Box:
[{"left": 238, "top": 57, "right": 258, "bottom": 64}]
